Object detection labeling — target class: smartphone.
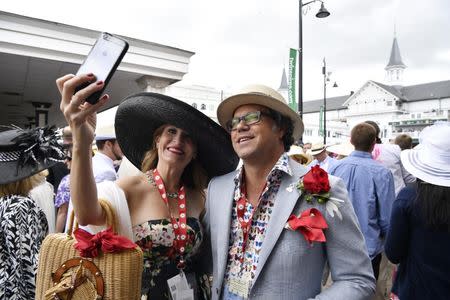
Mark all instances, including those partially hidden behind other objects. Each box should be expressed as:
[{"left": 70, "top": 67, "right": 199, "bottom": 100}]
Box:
[{"left": 75, "top": 32, "right": 129, "bottom": 104}]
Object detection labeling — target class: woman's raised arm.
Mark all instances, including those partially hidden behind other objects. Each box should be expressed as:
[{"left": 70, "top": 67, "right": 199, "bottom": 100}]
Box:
[{"left": 57, "top": 73, "right": 109, "bottom": 225}]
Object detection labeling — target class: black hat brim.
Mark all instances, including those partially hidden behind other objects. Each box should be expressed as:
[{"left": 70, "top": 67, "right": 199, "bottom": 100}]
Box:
[
  {"left": 115, "top": 92, "right": 238, "bottom": 180},
  {"left": 0, "top": 128, "right": 60, "bottom": 185},
  {"left": 0, "top": 160, "right": 57, "bottom": 185}
]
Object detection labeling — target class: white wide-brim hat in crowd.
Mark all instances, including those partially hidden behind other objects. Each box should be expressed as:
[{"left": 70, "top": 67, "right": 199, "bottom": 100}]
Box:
[
  {"left": 310, "top": 142, "right": 326, "bottom": 156},
  {"left": 400, "top": 121, "right": 450, "bottom": 187},
  {"left": 217, "top": 84, "right": 304, "bottom": 141},
  {"left": 95, "top": 124, "right": 116, "bottom": 141},
  {"left": 327, "top": 142, "right": 354, "bottom": 157}
]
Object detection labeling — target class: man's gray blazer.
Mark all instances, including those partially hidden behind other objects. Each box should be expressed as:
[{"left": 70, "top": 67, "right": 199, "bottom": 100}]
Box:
[{"left": 203, "top": 158, "right": 375, "bottom": 300}]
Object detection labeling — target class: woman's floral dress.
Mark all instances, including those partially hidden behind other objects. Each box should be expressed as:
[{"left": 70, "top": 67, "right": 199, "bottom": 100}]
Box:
[{"left": 133, "top": 217, "right": 205, "bottom": 299}]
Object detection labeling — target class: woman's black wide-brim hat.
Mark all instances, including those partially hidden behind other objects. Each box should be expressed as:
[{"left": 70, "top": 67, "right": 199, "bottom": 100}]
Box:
[
  {"left": 115, "top": 92, "right": 239, "bottom": 179},
  {"left": 0, "top": 126, "right": 65, "bottom": 185}
]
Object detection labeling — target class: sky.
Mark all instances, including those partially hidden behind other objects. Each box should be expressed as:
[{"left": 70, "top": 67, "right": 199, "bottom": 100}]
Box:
[{"left": 1, "top": 0, "right": 450, "bottom": 101}]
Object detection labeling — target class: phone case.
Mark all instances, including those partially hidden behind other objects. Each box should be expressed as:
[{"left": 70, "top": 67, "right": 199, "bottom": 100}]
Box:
[{"left": 75, "top": 32, "right": 129, "bottom": 104}]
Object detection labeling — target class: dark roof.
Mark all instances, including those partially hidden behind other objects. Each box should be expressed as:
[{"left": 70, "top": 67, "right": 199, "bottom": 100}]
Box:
[
  {"left": 372, "top": 81, "right": 404, "bottom": 99},
  {"left": 279, "top": 68, "right": 288, "bottom": 90},
  {"left": 386, "top": 37, "right": 406, "bottom": 69},
  {"left": 303, "top": 95, "right": 349, "bottom": 113},
  {"left": 372, "top": 80, "right": 450, "bottom": 102},
  {"left": 401, "top": 80, "right": 450, "bottom": 101},
  {"left": 304, "top": 79, "right": 450, "bottom": 113}
]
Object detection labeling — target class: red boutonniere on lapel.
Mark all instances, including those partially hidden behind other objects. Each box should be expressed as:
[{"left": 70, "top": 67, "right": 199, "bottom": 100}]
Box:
[
  {"left": 298, "top": 165, "right": 331, "bottom": 204},
  {"left": 285, "top": 208, "right": 328, "bottom": 244},
  {"left": 289, "top": 165, "right": 344, "bottom": 219}
]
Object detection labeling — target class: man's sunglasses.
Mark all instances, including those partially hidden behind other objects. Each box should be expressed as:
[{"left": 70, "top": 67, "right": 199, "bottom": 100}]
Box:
[{"left": 226, "top": 111, "right": 271, "bottom": 131}]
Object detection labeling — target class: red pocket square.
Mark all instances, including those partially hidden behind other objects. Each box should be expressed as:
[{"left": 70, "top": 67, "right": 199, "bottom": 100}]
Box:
[{"left": 287, "top": 208, "right": 328, "bottom": 244}]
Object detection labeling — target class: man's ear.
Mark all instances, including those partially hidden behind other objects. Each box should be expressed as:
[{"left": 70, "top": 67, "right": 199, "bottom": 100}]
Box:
[
  {"left": 278, "top": 127, "right": 286, "bottom": 140},
  {"left": 275, "top": 123, "right": 286, "bottom": 140},
  {"left": 105, "top": 140, "right": 114, "bottom": 149},
  {"left": 370, "top": 138, "right": 377, "bottom": 150}
]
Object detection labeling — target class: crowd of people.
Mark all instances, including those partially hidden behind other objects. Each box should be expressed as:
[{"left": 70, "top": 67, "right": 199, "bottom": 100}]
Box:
[{"left": 0, "top": 72, "right": 449, "bottom": 300}]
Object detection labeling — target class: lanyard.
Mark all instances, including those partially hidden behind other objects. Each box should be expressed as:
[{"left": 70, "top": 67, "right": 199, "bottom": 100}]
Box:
[
  {"left": 236, "top": 176, "right": 267, "bottom": 262},
  {"left": 152, "top": 169, "right": 188, "bottom": 269}
]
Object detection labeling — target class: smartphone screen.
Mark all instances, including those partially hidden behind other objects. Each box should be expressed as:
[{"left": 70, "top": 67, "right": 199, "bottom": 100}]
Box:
[{"left": 75, "top": 33, "right": 128, "bottom": 104}]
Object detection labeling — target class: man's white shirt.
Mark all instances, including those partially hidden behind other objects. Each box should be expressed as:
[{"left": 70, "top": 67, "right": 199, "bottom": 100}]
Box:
[
  {"left": 308, "top": 155, "right": 337, "bottom": 172},
  {"left": 92, "top": 152, "right": 118, "bottom": 182}
]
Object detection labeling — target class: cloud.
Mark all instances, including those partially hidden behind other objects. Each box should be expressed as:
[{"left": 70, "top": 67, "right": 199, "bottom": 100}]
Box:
[{"left": 1, "top": 0, "right": 449, "bottom": 101}]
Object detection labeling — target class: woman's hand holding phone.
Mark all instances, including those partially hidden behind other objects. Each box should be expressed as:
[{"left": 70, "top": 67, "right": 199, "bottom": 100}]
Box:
[
  {"left": 57, "top": 32, "right": 128, "bottom": 146},
  {"left": 57, "top": 73, "right": 109, "bottom": 148}
]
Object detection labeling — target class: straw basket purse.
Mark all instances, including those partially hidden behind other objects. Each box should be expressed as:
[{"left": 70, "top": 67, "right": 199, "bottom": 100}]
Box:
[{"left": 36, "top": 199, "right": 143, "bottom": 300}]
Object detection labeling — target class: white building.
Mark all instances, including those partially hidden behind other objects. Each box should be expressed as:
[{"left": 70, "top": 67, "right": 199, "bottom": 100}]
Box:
[
  {"left": 0, "top": 11, "right": 194, "bottom": 128},
  {"left": 299, "top": 35, "right": 450, "bottom": 144},
  {"left": 165, "top": 84, "right": 230, "bottom": 122}
]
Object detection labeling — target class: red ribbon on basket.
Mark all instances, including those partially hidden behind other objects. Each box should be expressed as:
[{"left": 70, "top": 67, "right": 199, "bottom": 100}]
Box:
[
  {"left": 286, "top": 208, "right": 328, "bottom": 244},
  {"left": 74, "top": 227, "right": 137, "bottom": 258}
]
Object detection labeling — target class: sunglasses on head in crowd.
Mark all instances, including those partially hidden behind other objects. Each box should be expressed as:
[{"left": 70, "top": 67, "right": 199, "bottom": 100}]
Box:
[{"left": 226, "top": 111, "right": 271, "bottom": 131}]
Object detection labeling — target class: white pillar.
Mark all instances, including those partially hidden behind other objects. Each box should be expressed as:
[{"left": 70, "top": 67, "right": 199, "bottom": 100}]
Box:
[{"left": 136, "top": 75, "right": 175, "bottom": 94}]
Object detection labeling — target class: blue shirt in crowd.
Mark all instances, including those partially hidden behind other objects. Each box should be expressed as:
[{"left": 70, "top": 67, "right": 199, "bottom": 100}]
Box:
[{"left": 328, "top": 150, "right": 395, "bottom": 259}]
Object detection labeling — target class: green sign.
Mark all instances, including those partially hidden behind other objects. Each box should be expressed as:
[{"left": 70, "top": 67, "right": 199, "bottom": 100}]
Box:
[
  {"left": 319, "top": 105, "right": 324, "bottom": 136},
  {"left": 288, "top": 48, "right": 297, "bottom": 111}
]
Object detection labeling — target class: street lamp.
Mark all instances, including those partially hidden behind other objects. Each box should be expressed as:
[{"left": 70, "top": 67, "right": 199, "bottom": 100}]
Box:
[
  {"left": 298, "top": 0, "right": 330, "bottom": 142},
  {"left": 322, "top": 57, "right": 338, "bottom": 145}
]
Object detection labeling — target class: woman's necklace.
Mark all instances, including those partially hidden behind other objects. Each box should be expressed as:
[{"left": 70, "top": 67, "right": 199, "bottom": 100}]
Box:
[
  {"left": 151, "top": 168, "right": 188, "bottom": 269},
  {"left": 146, "top": 171, "right": 179, "bottom": 198},
  {"left": 166, "top": 191, "right": 179, "bottom": 198}
]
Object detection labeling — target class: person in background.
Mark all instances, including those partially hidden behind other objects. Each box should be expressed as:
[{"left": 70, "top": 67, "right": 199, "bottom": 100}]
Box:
[
  {"left": 394, "top": 134, "right": 413, "bottom": 151},
  {"left": 308, "top": 142, "right": 337, "bottom": 171},
  {"left": 287, "top": 144, "right": 312, "bottom": 165},
  {"left": 93, "top": 124, "right": 123, "bottom": 182},
  {"left": 385, "top": 122, "right": 450, "bottom": 299},
  {"left": 0, "top": 126, "right": 64, "bottom": 299},
  {"left": 365, "top": 121, "right": 414, "bottom": 196},
  {"left": 29, "top": 169, "right": 56, "bottom": 234},
  {"left": 204, "top": 84, "right": 375, "bottom": 300},
  {"left": 394, "top": 134, "right": 416, "bottom": 187},
  {"left": 302, "top": 141, "right": 312, "bottom": 152},
  {"left": 329, "top": 122, "right": 395, "bottom": 282},
  {"left": 55, "top": 147, "right": 72, "bottom": 233}
]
